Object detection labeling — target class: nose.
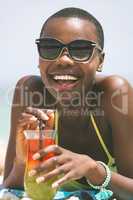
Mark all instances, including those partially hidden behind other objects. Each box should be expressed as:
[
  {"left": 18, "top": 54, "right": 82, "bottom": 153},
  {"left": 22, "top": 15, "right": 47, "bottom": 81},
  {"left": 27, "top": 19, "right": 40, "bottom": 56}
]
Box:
[{"left": 56, "top": 48, "right": 74, "bottom": 66}]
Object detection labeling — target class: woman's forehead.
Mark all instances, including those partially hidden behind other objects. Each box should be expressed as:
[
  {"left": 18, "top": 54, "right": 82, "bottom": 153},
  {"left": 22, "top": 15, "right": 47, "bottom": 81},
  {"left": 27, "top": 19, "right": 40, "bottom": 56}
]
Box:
[{"left": 42, "top": 17, "right": 98, "bottom": 43}]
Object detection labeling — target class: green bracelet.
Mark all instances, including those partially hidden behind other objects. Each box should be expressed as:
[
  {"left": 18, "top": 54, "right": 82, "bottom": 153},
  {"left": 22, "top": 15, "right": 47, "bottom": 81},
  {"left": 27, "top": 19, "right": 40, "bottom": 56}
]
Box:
[{"left": 86, "top": 161, "right": 112, "bottom": 190}]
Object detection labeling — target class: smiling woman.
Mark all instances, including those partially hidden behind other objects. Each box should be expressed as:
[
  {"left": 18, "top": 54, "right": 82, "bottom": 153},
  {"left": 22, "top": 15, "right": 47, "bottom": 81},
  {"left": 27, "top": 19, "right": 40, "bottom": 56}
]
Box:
[
  {"left": 2, "top": 7, "right": 133, "bottom": 200},
  {"left": 38, "top": 17, "right": 104, "bottom": 106}
]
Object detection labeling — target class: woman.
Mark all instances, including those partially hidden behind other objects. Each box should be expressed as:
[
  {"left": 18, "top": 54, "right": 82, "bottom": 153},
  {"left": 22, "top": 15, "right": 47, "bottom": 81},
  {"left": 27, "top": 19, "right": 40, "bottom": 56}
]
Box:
[{"left": 2, "top": 7, "right": 133, "bottom": 200}]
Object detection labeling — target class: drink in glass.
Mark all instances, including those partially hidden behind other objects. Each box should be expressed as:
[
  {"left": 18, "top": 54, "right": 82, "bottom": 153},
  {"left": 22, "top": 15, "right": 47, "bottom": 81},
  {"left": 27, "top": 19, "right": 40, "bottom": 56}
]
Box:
[{"left": 24, "top": 109, "right": 58, "bottom": 200}]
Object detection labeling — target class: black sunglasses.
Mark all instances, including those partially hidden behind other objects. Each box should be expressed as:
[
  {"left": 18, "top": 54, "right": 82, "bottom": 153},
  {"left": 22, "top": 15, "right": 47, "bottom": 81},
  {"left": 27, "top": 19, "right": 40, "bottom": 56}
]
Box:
[{"left": 35, "top": 37, "right": 102, "bottom": 62}]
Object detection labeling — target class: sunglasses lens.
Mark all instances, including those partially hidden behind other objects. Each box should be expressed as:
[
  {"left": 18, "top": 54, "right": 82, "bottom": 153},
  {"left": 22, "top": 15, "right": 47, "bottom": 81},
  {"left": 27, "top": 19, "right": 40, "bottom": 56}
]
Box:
[
  {"left": 36, "top": 38, "right": 97, "bottom": 62},
  {"left": 69, "top": 40, "right": 94, "bottom": 61},
  {"left": 37, "top": 38, "right": 62, "bottom": 60}
]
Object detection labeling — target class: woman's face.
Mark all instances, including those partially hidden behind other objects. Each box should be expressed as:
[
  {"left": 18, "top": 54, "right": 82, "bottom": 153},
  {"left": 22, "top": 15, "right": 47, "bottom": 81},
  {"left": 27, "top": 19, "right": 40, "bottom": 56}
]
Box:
[{"left": 38, "top": 17, "right": 103, "bottom": 106}]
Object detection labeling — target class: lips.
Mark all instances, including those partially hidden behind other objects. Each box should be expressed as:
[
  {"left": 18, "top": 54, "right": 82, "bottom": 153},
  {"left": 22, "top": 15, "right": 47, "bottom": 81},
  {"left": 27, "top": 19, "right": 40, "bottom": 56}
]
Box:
[
  {"left": 48, "top": 74, "right": 81, "bottom": 91},
  {"left": 47, "top": 67, "right": 83, "bottom": 91},
  {"left": 49, "top": 74, "right": 81, "bottom": 91}
]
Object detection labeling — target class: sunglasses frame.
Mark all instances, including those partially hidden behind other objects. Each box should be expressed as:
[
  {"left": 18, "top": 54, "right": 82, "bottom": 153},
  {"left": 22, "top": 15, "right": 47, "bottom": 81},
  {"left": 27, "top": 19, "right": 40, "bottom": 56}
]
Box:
[{"left": 35, "top": 37, "right": 103, "bottom": 63}]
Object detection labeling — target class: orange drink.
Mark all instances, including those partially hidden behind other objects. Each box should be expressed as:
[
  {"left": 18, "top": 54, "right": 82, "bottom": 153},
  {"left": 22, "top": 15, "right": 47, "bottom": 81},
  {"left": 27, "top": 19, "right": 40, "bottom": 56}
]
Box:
[{"left": 24, "top": 109, "right": 58, "bottom": 200}]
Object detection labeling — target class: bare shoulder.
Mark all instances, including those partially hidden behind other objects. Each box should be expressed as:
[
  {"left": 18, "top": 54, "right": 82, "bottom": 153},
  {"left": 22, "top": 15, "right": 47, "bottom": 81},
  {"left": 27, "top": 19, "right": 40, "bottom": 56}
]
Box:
[
  {"left": 15, "top": 75, "right": 43, "bottom": 89},
  {"left": 95, "top": 74, "right": 133, "bottom": 118},
  {"left": 95, "top": 74, "right": 132, "bottom": 93}
]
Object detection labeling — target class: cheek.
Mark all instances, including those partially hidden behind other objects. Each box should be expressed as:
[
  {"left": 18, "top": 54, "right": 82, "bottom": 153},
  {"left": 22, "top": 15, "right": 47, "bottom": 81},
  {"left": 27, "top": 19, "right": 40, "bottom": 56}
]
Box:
[
  {"left": 39, "top": 61, "right": 57, "bottom": 98},
  {"left": 39, "top": 67, "right": 46, "bottom": 84},
  {"left": 81, "top": 59, "right": 98, "bottom": 90},
  {"left": 83, "top": 62, "right": 97, "bottom": 80},
  {"left": 39, "top": 61, "right": 48, "bottom": 83},
  {"left": 84, "top": 55, "right": 100, "bottom": 77}
]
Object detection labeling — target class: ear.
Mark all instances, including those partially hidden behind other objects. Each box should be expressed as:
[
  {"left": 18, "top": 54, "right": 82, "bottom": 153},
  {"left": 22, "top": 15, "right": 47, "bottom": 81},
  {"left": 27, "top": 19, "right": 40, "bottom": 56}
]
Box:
[
  {"left": 97, "top": 52, "right": 105, "bottom": 72},
  {"left": 99, "top": 51, "right": 105, "bottom": 66}
]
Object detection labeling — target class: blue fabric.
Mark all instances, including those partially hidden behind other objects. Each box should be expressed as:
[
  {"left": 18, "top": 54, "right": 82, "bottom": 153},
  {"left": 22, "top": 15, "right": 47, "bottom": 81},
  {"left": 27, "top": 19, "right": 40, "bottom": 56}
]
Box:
[
  {"left": 54, "top": 189, "right": 97, "bottom": 199},
  {"left": 54, "top": 189, "right": 113, "bottom": 200},
  {"left": 0, "top": 188, "right": 113, "bottom": 200},
  {"left": 0, "top": 188, "right": 25, "bottom": 199}
]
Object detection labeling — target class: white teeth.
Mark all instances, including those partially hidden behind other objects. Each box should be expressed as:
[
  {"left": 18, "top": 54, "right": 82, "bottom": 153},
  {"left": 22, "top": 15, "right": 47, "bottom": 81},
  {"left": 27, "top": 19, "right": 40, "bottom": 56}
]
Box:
[{"left": 53, "top": 75, "right": 78, "bottom": 81}]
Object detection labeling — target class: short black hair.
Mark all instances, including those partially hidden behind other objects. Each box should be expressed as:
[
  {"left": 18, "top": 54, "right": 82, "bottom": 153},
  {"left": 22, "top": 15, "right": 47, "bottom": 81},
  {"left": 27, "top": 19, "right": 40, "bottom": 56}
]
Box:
[{"left": 40, "top": 7, "right": 104, "bottom": 49}]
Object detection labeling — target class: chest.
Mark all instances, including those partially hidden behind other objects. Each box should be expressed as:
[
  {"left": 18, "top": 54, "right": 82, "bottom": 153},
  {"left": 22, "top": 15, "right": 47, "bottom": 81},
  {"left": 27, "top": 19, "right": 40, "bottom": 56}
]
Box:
[{"left": 58, "top": 114, "right": 113, "bottom": 162}]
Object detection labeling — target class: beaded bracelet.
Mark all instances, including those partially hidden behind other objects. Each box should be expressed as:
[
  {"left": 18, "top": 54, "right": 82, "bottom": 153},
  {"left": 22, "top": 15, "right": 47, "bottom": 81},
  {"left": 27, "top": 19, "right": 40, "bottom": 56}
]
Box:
[{"left": 86, "top": 161, "right": 112, "bottom": 190}]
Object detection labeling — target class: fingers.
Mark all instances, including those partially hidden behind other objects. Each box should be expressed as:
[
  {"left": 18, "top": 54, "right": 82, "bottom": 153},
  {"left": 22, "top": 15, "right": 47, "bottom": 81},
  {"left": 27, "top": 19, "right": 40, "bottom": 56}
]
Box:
[
  {"left": 17, "top": 114, "right": 38, "bottom": 133},
  {"left": 36, "top": 164, "right": 70, "bottom": 184},
  {"left": 26, "top": 107, "right": 49, "bottom": 121},
  {"left": 52, "top": 172, "right": 73, "bottom": 188},
  {"left": 35, "top": 164, "right": 74, "bottom": 188},
  {"left": 26, "top": 107, "right": 55, "bottom": 129},
  {"left": 28, "top": 156, "right": 58, "bottom": 177},
  {"left": 32, "top": 145, "right": 62, "bottom": 160},
  {"left": 29, "top": 151, "right": 69, "bottom": 176},
  {"left": 30, "top": 157, "right": 72, "bottom": 185},
  {"left": 28, "top": 146, "right": 73, "bottom": 185},
  {"left": 28, "top": 146, "right": 68, "bottom": 176},
  {"left": 18, "top": 113, "right": 38, "bottom": 127},
  {"left": 27, "top": 145, "right": 90, "bottom": 188},
  {"left": 17, "top": 107, "right": 55, "bottom": 133}
]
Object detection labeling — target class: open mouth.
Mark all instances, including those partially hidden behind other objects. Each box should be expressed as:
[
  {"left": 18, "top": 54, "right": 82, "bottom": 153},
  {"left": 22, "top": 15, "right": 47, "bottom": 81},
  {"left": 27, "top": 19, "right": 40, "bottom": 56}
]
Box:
[
  {"left": 49, "top": 74, "right": 81, "bottom": 91},
  {"left": 53, "top": 74, "right": 79, "bottom": 82}
]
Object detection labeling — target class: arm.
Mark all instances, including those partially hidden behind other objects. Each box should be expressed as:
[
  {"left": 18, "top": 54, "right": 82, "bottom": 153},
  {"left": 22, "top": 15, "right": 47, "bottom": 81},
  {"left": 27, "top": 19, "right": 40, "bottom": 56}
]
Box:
[
  {"left": 102, "top": 75, "right": 133, "bottom": 199},
  {"left": 3, "top": 76, "right": 30, "bottom": 188},
  {"left": 3, "top": 75, "right": 43, "bottom": 188}
]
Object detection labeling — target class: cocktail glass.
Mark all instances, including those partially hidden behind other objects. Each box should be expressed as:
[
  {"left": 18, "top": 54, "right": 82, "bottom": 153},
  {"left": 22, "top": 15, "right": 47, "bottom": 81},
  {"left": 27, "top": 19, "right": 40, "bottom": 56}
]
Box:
[{"left": 24, "top": 109, "right": 58, "bottom": 200}]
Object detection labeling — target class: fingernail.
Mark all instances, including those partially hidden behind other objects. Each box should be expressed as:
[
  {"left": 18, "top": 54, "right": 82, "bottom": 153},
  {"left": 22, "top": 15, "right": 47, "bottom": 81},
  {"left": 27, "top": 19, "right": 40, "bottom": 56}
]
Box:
[
  {"left": 28, "top": 170, "right": 36, "bottom": 177},
  {"left": 44, "top": 115, "right": 49, "bottom": 120},
  {"left": 32, "top": 153, "right": 40, "bottom": 160},
  {"left": 52, "top": 182, "right": 59, "bottom": 188},
  {"left": 31, "top": 116, "right": 37, "bottom": 121},
  {"left": 36, "top": 176, "right": 45, "bottom": 184},
  {"left": 47, "top": 110, "right": 54, "bottom": 114}
]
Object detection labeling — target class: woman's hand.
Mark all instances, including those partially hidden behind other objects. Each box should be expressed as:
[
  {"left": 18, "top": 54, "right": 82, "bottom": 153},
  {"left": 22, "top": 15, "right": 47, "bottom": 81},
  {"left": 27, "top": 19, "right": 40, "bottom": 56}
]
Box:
[
  {"left": 28, "top": 145, "right": 106, "bottom": 188},
  {"left": 15, "top": 107, "right": 53, "bottom": 164}
]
